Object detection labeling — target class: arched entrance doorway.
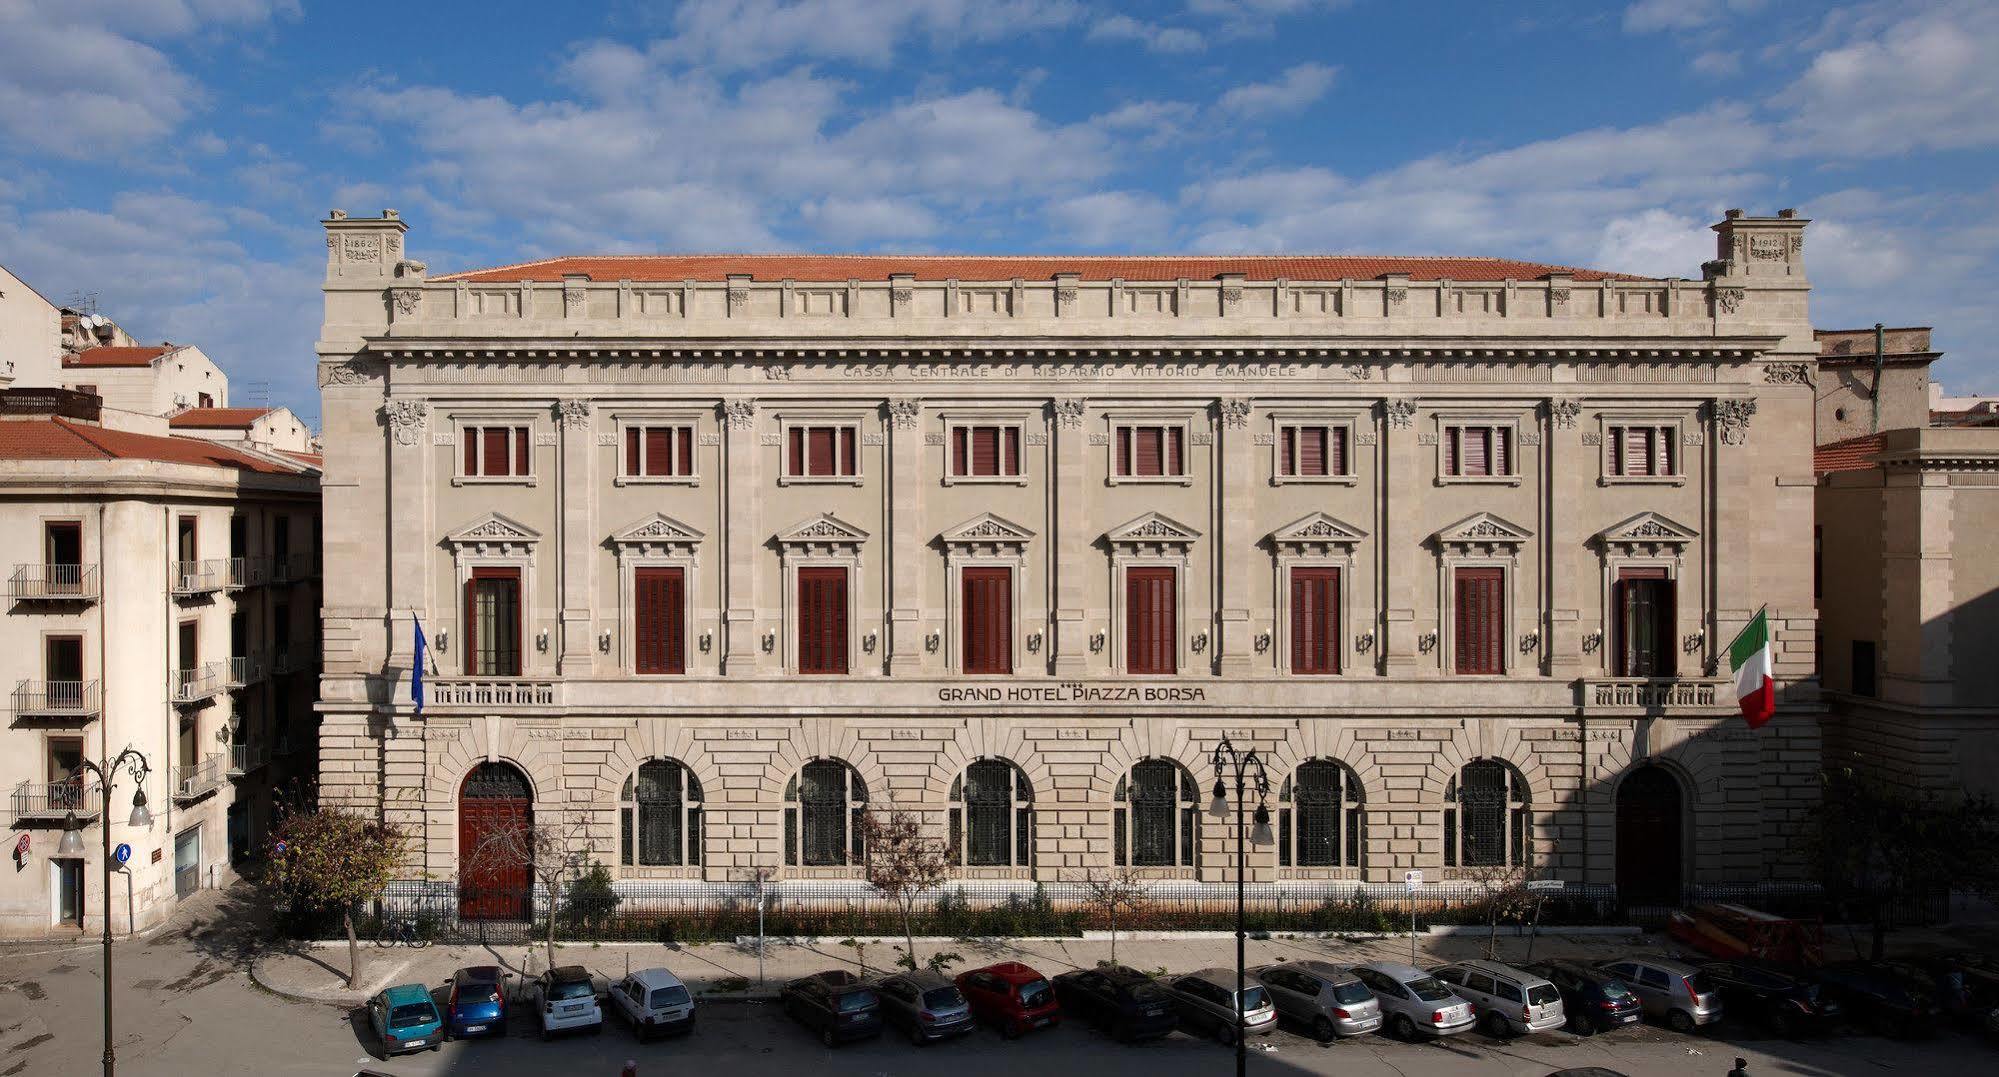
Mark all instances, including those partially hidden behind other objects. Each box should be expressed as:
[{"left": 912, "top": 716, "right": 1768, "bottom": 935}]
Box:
[
  {"left": 459, "top": 762, "right": 533, "bottom": 920},
  {"left": 1615, "top": 765, "right": 1684, "bottom": 908}
]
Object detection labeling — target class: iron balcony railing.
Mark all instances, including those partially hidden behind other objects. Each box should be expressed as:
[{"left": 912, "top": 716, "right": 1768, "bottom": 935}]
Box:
[
  {"left": 11, "top": 779, "right": 100, "bottom": 820},
  {"left": 8, "top": 563, "right": 100, "bottom": 602},
  {"left": 171, "top": 559, "right": 224, "bottom": 595},
  {"left": 227, "top": 742, "right": 269, "bottom": 776},
  {"left": 225, "top": 556, "right": 272, "bottom": 590},
  {"left": 174, "top": 754, "right": 224, "bottom": 800},
  {"left": 171, "top": 662, "right": 224, "bottom": 704},
  {"left": 11, "top": 679, "right": 100, "bottom": 721},
  {"left": 225, "top": 654, "right": 266, "bottom": 688}
]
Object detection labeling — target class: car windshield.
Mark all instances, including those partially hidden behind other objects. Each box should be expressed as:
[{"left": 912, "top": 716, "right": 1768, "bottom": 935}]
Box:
[
  {"left": 1128, "top": 982, "right": 1168, "bottom": 1003},
  {"left": 550, "top": 979, "right": 595, "bottom": 1001},
  {"left": 1407, "top": 976, "right": 1455, "bottom": 1003},
  {"left": 649, "top": 986, "right": 690, "bottom": 1009},
  {"left": 456, "top": 983, "right": 502, "bottom": 1004},
  {"left": 1687, "top": 973, "right": 1716, "bottom": 995},
  {"left": 1018, "top": 980, "right": 1052, "bottom": 1008},
  {"left": 1528, "top": 984, "right": 1561, "bottom": 1005},
  {"left": 923, "top": 987, "right": 966, "bottom": 1010},
  {"left": 1333, "top": 981, "right": 1372, "bottom": 1005},
  {"left": 1239, "top": 986, "right": 1270, "bottom": 1010},
  {"left": 1600, "top": 979, "right": 1634, "bottom": 999},
  {"left": 837, "top": 990, "right": 878, "bottom": 1012},
  {"left": 389, "top": 1002, "right": 436, "bottom": 1029}
]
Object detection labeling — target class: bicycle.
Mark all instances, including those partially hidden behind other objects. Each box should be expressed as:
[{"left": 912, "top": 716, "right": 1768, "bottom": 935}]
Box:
[{"left": 376, "top": 917, "right": 432, "bottom": 948}]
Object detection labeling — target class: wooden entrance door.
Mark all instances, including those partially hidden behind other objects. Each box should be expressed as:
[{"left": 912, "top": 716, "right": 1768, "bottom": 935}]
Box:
[
  {"left": 459, "top": 762, "right": 533, "bottom": 920},
  {"left": 1615, "top": 765, "right": 1684, "bottom": 908}
]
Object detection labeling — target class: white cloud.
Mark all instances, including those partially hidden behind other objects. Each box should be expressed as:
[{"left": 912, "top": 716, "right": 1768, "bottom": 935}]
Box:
[
  {"left": 649, "top": 0, "right": 1080, "bottom": 70},
  {"left": 1044, "top": 190, "right": 1174, "bottom": 247},
  {"left": 1216, "top": 62, "right": 1337, "bottom": 115},
  {"left": 1088, "top": 15, "right": 1204, "bottom": 53},
  {"left": 1690, "top": 49, "right": 1741, "bottom": 76},
  {"left": 1184, "top": 0, "right": 1349, "bottom": 39},
  {"left": 1093, "top": 99, "right": 1201, "bottom": 148},
  {"left": 1592, "top": 208, "right": 1714, "bottom": 278},
  {"left": 1622, "top": 0, "right": 1765, "bottom": 34},
  {"left": 1777, "top": 0, "right": 1999, "bottom": 154}
]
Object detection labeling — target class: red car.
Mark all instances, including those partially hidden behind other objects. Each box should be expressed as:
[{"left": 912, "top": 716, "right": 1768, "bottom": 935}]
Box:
[{"left": 955, "top": 962, "right": 1061, "bottom": 1038}]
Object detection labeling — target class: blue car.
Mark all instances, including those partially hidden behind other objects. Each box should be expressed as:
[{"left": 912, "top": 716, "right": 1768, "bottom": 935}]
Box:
[
  {"left": 445, "top": 965, "right": 510, "bottom": 1039},
  {"left": 367, "top": 983, "right": 443, "bottom": 1056}
]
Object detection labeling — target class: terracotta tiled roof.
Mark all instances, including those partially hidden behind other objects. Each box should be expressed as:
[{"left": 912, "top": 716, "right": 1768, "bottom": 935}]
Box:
[
  {"left": 168, "top": 406, "right": 271, "bottom": 429},
  {"left": 62, "top": 345, "right": 175, "bottom": 368},
  {"left": 0, "top": 418, "right": 303, "bottom": 475},
  {"left": 278, "top": 449, "right": 324, "bottom": 468},
  {"left": 1814, "top": 432, "right": 1888, "bottom": 475},
  {"left": 436, "top": 254, "right": 1637, "bottom": 284}
]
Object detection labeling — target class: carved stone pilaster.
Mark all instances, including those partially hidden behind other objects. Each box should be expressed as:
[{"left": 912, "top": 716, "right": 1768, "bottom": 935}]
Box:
[
  {"left": 1550, "top": 399, "right": 1582, "bottom": 429},
  {"left": 886, "top": 398, "right": 921, "bottom": 430},
  {"left": 556, "top": 399, "right": 591, "bottom": 428},
  {"left": 1218, "top": 398, "right": 1252, "bottom": 429},
  {"left": 1053, "top": 398, "right": 1087, "bottom": 429}
]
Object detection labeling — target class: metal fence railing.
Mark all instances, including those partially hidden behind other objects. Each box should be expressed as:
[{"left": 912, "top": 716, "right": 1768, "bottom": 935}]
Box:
[
  {"left": 171, "top": 559, "right": 223, "bottom": 595},
  {"left": 225, "top": 556, "right": 271, "bottom": 590},
  {"left": 174, "top": 754, "right": 224, "bottom": 800},
  {"left": 11, "top": 678, "right": 100, "bottom": 719},
  {"left": 8, "top": 563, "right": 99, "bottom": 601},
  {"left": 171, "top": 663, "right": 224, "bottom": 704}
]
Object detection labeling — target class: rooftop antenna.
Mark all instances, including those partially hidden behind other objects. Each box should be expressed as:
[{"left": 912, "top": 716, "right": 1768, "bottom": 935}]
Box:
[
  {"left": 64, "top": 291, "right": 100, "bottom": 315},
  {"left": 245, "top": 381, "right": 271, "bottom": 408}
]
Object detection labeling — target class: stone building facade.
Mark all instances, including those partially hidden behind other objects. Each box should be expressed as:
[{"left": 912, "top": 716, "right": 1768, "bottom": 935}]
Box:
[{"left": 316, "top": 209, "right": 1822, "bottom": 906}]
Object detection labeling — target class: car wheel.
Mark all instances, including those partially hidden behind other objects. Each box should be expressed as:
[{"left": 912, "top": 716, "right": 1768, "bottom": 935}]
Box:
[
  {"left": 1768, "top": 1009, "right": 1794, "bottom": 1039},
  {"left": 1312, "top": 1016, "right": 1337, "bottom": 1042},
  {"left": 821, "top": 1024, "right": 838, "bottom": 1048},
  {"left": 1667, "top": 1008, "right": 1696, "bottom": 1034},
  {"left": 1002, "top": 1019, "right": 1020, "bottom": 1040},
  {"left": 1215, "top": 1020, "right": 1236, "bottom": 1046},
  {"left": 1567, "top": 1011, "right": 1595, "bottom": 1036},
  {"left": 1481, "top": 1011, "right": 1510, "bottom": 1038}
]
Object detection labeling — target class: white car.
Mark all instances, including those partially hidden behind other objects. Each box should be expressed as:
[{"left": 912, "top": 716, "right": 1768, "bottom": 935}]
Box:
[
  {"left": 530, "top": 965, "right": 604, "bottom": 1039},
  {"left": 608, "top": 967, "right": 697, "bottom": 1041}
]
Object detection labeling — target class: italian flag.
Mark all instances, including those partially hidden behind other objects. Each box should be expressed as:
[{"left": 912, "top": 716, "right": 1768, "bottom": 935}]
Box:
[{"left": 1728, "top": 609, "right": 1776, "bottom": 728}]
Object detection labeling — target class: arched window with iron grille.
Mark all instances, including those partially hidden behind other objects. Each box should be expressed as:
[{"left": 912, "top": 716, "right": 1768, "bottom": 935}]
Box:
[
  {"left": 784, "top": 758, "right": 868, "bottom": 867},
  {"left": 949, "top": 758, "right": 1033, "bottom": 868},
  {"left": 1443, "top": 759, "right": 1530, "bottom": 868},
  {"left": 619, "top": 759, "right": 703, "bottom": 867},
  {"left": 1277, "top": 759, "right": 1364, "bottom": 868},
  {"left": 1113, "top": 758, "right": 1198, "bottom": 868}
]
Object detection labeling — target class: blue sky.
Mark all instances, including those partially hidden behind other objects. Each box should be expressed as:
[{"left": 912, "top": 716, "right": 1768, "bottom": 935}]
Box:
[{"left": 4, "top": 0, "right": 1998, "bottom": 425}]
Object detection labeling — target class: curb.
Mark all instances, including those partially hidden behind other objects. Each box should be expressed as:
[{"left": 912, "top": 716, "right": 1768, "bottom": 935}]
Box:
[{"left": 250, "top": 952, "right": 409, "bottom": 1007}]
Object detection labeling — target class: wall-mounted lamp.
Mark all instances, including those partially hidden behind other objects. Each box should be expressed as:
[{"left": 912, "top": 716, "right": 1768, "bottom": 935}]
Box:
[
  {"left": 597, "top": 631, "right": 612, "bottom": 653},
  {"left": 435, "top": 629, "right": 448, "bottom": 653},
  {"left": 1026, "top": 632, "right": 1042, "bottom": 654},
  {"left": 1191, "top": 632, "right": 1208, "bottom": 654},
  {"left": 699, "top": 631, "right": 712, "bottom": 654},
  {"left": 862, "top": 631, "right": 878, "bottom": 654},
  {"left": 1519, "top": 632, "right": 1540, "bottom": 653},
  {"left": 1254, "top": 632, "right": 1271, "bottom": 654},
  {"left": 1089, "top": 630, "right": 1106, "bottom": 654},
  {"left": 761, "top": 630, "right": 775, "bottom": 654},
  {"left": 535, "top": 629, "right": 549, "bottom": 653},
  {"left": 1355, "top": 632, "right": 1374, "bottom": 654},
  {"left": 1582, "top": 631, "right": 1602, "bottom": 654},
  {"left": 924, "top": 632, "right": 940, "bottom": 653},
  {"left": 1683, "top": 630, "right": 1705, "bottom": 653},
  {"left": 1418, "top": 632, "right": 1438, "bottom": 654}
]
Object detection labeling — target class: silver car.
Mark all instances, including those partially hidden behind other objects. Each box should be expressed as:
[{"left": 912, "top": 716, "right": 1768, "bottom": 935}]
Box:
[
  {"left": 1430, "top": 959, "right": 1565, "bottom": 1036},
  {"left": 606, "top": 967, "right": 695, "bottom": 1041},
  {"left": 1250, "top": 960, "right": 1383, "bottom": 1039},
  {"left": 1599, "top": 955, "right": 1724, "bottom": 1032},
  {"left": 1162, "top": 967, "right": 1278, "bottom": 1045},
  {"left": 871, "top": 969, "right": 975, "bottom": 1044},
  {"left": 1350, "top": 961, "right": 1476, "bottom": 1040}
]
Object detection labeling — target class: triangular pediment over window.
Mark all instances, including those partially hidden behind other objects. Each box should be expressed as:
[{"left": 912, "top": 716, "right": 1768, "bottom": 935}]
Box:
[
  {"left": 1270, "top": 511, "right": 1367, "bottom": 556},
  {"left": 444, "top": 512, "right": 540, "bottom": 556},
  {"left": 940, "top": 512, "right": 1035, "bottom": 552},
  {"left": 1597, "top": 511, "right": 1698, "bottom": 556},
  {"left": 776, "top": 512, "right": 869, "bottom": 555},
  {"left": 1433, "top": 511, "right": 1532, "bottom": 557},
  {"left": 611, "top": 512, "right": 705, "bottom": 559},
  {"left": 1105, "top": 511, "right": 1201, "bottom": 550}
]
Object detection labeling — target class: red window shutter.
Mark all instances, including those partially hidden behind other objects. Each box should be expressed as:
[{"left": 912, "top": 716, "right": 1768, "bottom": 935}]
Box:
[
  {"left": 482, "top": 427, "right": 509, "bottom": 476},
  {"left": 625, "top": 427, "right": 641, "bottom": 476},
  {"left": 788, "top": 427, "right": 804, "bottom": 475},
  {"left": 465, "top": 429, "right": 479, "bottom": 476},
  {"left": 1134, "top": 427, "right": 1161, "bottom": 476},
  {"left": 963, "top": 568, "right": 1011, "bottom": 674},
  {"left": 807, "top": 427, "right": 835, "bottom": 476},
  {"left": 1116, "top": 427, "right": 1131, "bottom": 475},
  {"left": 1494, "top": 427, "right": 1510, "bottom": 475},
  {"left": 1610, "top": 427, "right": 1624, "bottom": 476},
  {"left": 1454, "top": 568, "right": 1503, "bottom": 674},
  {"left": 1004, "top": 427, "right": 1019, "bottom": 475},
  {"left": 839, "top": 426, "right": 857, "bottom": 475},
  {"left": 1291, "top": 568, "right": 1340, "bottom": 674},
  {"left": 663, "top": 569, "right": 685, "bottom": 671},
  {"left": 1280, "top": 427, "right": 1295, "bottom": 476},
  {"left": 1329, "top": 427, "right": 1347, "bottom": 476},
  {"left": 952, "top": 427, "right": 967, "bottom": 476},
  {"left": 1463, "top": 428, "right": 1488, "bottom": 476},
  {"left": 1166, "top": 426, "right": 1182, "bottom": 475},
  {"left": 1657, "top": 427, "right": 1673, "bottom": 476},
  {"left": 1299, "top": 427, "right": 1326, "bottom": 476},
  {"left": 644, "top": 427, "right": 670, "bottom": 476},
  {"left": 635, "top": 568, "right": 685, "bottom": 674},
  {"left": 514, "top": 427, "right": 529, "bottom": 475},
  {"left": 1444, "top": 427, "right": 1456, "bottom": 475},
  {"left": 970, "top": 426, "right": 997, "bottom": 475},
  {"left": 1625, "top": 426, "right": 1651, "bottom": 476},
  {"left": 677, "top": 426, "right": 694, "bottom": 475},
  {"left": 463, "top": 574, "right": 478, "bottom": 675},
  {"left": 1126, "top": 567, "right": 1175, "bottom": 674}
]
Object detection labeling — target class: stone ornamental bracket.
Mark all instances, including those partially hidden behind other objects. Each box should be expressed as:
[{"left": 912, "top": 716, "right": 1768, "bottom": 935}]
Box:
[
  {"left": 1053, "top": 398, "right": 1087, "bottom": 429},
  {"left": 384, "top": 399, "right": 429, "bottom": 445},
  {"left": 1712, "top": 398, "right": 1757, "bottom": 445},
  {"left": 556, "top": 399, "right": 591, "bottom": 428},
  {"left": 1217, "top": 398, "right": 1253, "bottom": 429},
  {"left": 1763, "top": 362, "right": 1813, "bottom": 387},
  {"left": 1385, "top": 399, "right": 1418, "bottom": 429},
  {"left": 886, "top": 398, "right": 921, "bottom": 430},
  {"left": 721, "top": 399, "right": 756, "bottom": 429},
  {"left": 390, "top": 288, "right": 421, "bottom": 317},
  {"left": 1714, "top": 287, "right": 1745, "bottom": 315},
  {"left": 1549, "top": 399, "right": 1582, "bottom": 429}
]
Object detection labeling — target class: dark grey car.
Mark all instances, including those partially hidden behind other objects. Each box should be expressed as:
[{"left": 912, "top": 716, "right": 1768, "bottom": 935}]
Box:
[
  {"left": 1162, "top": 967, "right": 1278, "bottom": 1045},
  {"left": 1251, "top": 960, "right": 1383, "bottom": 1040},
  {"left": 872, "top": 970, "right": 975, "bottom": 1044}
]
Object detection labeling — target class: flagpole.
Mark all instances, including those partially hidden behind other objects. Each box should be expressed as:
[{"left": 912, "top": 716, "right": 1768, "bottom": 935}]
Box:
[{"left": 1723, "top": 603, "right": 1769, "bottom": 654}]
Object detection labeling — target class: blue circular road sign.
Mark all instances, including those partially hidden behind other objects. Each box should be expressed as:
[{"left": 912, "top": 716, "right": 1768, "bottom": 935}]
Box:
[{"left": 113, "top": 843, "right": 132, "bottom": 865}]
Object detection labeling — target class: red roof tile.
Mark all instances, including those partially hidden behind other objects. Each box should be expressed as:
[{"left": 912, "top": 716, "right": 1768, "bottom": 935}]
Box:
[
  {"left": 0, "top": 418, "right": 303, "bottom": 475},
  {"left": 1815, "top": 432, "right": 1888, "bottom": 475},
  {"left": 168, "top": 407, "right": 272, "bottom": 429},
  {"left": 436, "top": 254, "right": 1637, "bottom": 284},
  {"left": 278, "top": 449, "right": 323, "bottom": 468},
  {"left": 62, "top": 345, "right": 175, "bottom": 368}
]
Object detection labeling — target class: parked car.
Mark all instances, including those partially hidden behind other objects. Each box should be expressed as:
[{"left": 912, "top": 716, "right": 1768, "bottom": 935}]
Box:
[
  {"left": 1161, "top": 967, "right": 1279, "bottom": 1045},
  {"left": 1523, "top": 960, "right": 1642, "bottom": 1035},
  {"left": 780, "top": 970, "right": 883, "bottom": 1047},
  {"left": 365, "top": 983, "right": 442, "bottom": 1057},
  {"left": 1051, "top": 965, "right": 1178, "bottom": 1042},
  {"left": 442, "top": 965, "right": 509, "bottom": 1040},
  {"left": 1907, "top": 953, "right": 1999, "bottom": 1024},
  {"left": 1818, "top": 960, "right": 1941, "bottom": 1038},
  {"left": 1249, "top": 960, "right": 1382, "bottom": 1040},
  {"left": 872, "top": 970, "right": 975, "bottom": 1044},
  {"left": 1430, "top": 960, "right": 1565, "bottom": 1037},
  {"left": 607, "top": 967, "right": 696, "bottom": 1041},
  {"left": 529, "top": 965, "right": 604, "bottom": 1040},
  {"left": 955, "top": 962, "right": 1061, "bottom": 1038},
  {"left": 1349, "top": 961, "right": 1475, "bottom": 1041},
  {"left": 1697, "top": 959, "right": 1840, "bottom": 1038},
  {"left": 1598, "top": 955, "right": 1722, "bottom": 1032}
]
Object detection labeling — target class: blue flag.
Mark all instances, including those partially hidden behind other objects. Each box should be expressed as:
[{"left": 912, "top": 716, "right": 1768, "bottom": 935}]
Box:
[{"left": 411, "top": 617, "right": 428, "bottom": 715}]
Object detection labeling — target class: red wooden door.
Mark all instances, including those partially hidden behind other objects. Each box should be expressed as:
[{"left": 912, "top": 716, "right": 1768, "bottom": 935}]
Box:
[
  {"left": 1454, "top": 568, "right": 1504, "bottom": 674},
  {"left": 1290, "top": 567, "right": 1340, "bottom": 674},
  {"left": 634, "top": 567, "right": 685, "bottom": 674},
  {"left": 797, "top": 567, "right": 849, "bottom": 674},
  {"left": 1126, "top": 567, "right": 1176, "bottom": 674},
  {"left": 961, "top": 567, "right": 1012, "bottom": 673},
  {"left": 459, "top": 763, "right": 533, "bottom": 920}
]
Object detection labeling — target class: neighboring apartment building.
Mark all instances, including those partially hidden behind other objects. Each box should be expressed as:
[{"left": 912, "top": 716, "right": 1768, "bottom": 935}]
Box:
[
  {"left": 1814, "top": 328, "right": 1999, "bottom": 800},
  {"left": 62, "top": 342, "right": 230, "bottom": 418},
  {"left": 316, "top": 208, "right": 1820, "bottom": 912},
  {"left": 0, "top": 327, "right": 320, "bottom": 937},
  {"left": 0, "top": 264, "right": 61, "bottom": 389},
  {"left": 170, "top": 406, "right": 318, "bottom": 456}
]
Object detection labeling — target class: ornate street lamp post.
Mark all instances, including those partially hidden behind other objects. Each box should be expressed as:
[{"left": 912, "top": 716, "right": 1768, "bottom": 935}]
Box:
[
  {"left": 1209, "top": 734, "right": 1273, "bottom": 1077},
  {"left": 56, "top": 748, "right": 153, "bottom": 1077}
]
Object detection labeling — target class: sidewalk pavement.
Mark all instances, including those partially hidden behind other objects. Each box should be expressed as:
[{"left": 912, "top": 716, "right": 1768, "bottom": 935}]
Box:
[{"left": 251, "top": 926, "right": 1655, "bottom": 1008}]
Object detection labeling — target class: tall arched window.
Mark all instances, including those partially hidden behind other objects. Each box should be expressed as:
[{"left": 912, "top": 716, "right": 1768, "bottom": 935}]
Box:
[
  {"left": 949, "top": 759, "right": 1033, "bottom": 868},
  {"left": 1443, "top": 760, "right": 1530, "bottom": 868},
  {"left": 1114, "top": 758, "right": 1198, "bottom": 868},
  {"left": 785, "top": 759, "right": 868, "bottom": 867},
  {"left": 620, "top": 759, "right": 703, "bottom": 867},
  {"left": 1277, "top": 760, "right": 1364, "bottom": 868}
]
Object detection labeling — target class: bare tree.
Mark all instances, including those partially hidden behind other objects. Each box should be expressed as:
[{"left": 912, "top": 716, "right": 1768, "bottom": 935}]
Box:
[
  {"left": 264, "top": 807, "right": 411, "bottom": 988},
  {"left": 462, "top": 813, "right": 597, "bottom": 970},
  {"left": 1077, "top": 866, "right": 1149, "bottom": 967},
  {"left": 1463, "top": 863, "right": 1535, "bottom": 960},
  {"left": 858, "top": 809, "right": 950, "bottom": 971}
]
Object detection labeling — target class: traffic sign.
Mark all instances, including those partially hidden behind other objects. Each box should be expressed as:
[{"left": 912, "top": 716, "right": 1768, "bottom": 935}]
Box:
[
  {"left": 273, "top": 840, "right": 288, "bottom": 856},
  {"left": 1403, "top": 869, "right": 1423, "bottom": 891},
  {"left": 1526, "top": 879, "right": 1564, "bottom": 892},
  {"left": 113, "top": 843, "right": 132, "bottom": 865}
]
